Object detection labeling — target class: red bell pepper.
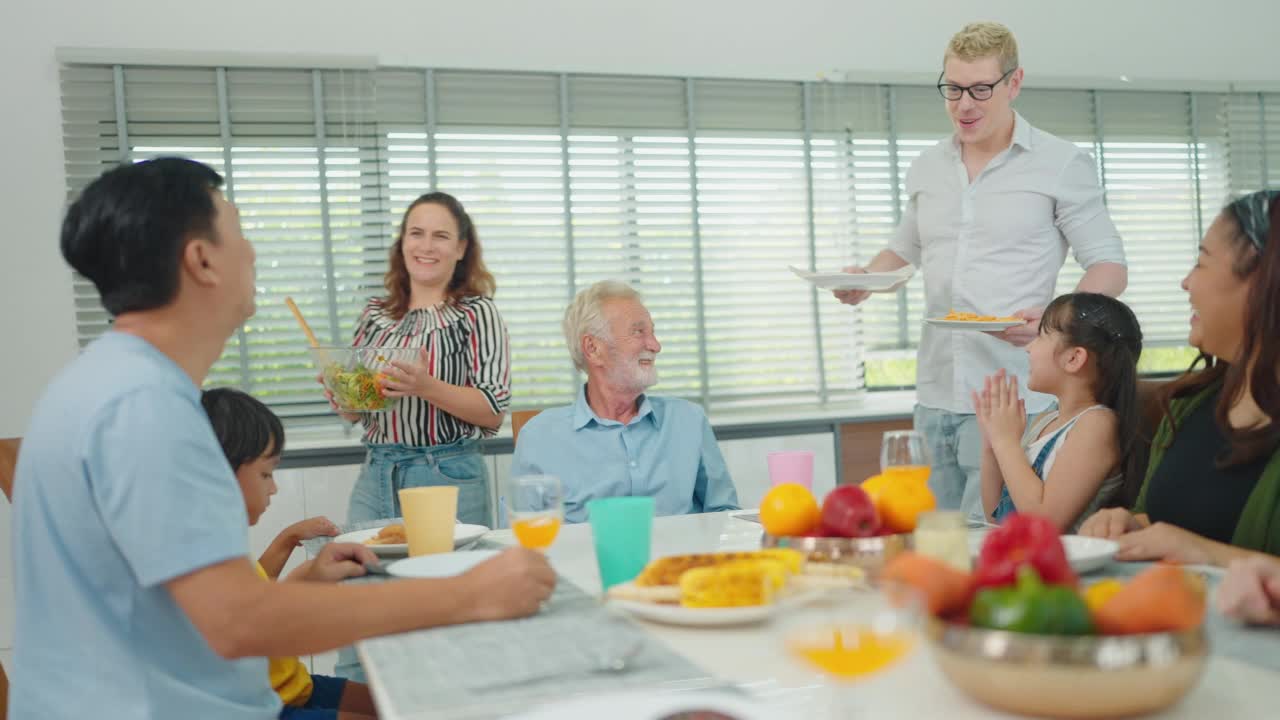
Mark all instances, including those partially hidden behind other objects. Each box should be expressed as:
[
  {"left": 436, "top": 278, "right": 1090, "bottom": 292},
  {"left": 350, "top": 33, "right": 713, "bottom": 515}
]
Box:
[{"left": 974, "top": 513, "right": 1076, "bottom": 589}]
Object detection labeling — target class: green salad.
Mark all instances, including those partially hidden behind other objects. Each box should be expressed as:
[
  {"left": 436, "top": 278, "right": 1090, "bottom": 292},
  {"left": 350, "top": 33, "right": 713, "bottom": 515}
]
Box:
[{"left": 324, "top": 361, "right": 390, "bottom": 412}]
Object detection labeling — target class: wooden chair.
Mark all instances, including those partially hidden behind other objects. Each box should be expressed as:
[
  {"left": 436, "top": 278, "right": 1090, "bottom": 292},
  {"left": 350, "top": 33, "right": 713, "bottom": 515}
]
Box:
[
  {"left": 510, "top": 410, "right": 541, "bottom": 446},
  {"left": 0, "top": 436, "right": 17, "bottom": 720},
  {"left": 0, "top": 437, "right": 19, "bottom": 502}
]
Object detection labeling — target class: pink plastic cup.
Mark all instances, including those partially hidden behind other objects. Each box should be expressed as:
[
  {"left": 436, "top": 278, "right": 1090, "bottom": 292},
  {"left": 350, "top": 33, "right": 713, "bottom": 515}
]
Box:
[{"left": 766, "top": 450, "right": 815, "bottom": 489}]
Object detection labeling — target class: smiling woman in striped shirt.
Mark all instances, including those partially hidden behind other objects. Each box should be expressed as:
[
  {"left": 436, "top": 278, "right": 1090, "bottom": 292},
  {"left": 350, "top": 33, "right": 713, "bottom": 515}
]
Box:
[{"left": 324, "top": 192, "right": 510, "bottom": 527}]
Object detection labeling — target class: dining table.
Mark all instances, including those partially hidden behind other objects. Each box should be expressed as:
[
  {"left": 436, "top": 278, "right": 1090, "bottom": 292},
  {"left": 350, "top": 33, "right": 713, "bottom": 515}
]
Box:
[{"left": 318, "top": 511, "right": 1280, "bottom": 719}]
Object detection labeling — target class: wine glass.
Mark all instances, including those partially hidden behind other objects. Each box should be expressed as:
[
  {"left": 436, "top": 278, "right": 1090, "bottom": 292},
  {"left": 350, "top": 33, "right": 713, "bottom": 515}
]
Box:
[
  {"left": 505, "top": 474, "right": 564, "bottom": 552},
  {"left": 879, "top": 430, "right": 932, "bottom": 485},
  {"left": 780, "top": 582, "right": 925, "bottom": 718}
]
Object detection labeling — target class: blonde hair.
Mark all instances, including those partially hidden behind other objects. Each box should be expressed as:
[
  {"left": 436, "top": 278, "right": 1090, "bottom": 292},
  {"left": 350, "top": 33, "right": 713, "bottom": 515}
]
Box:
[
  {"left": 563, "top": 280, "right": 644, "bottom": 372},
  {"left": 945, "top": 22, "right": 1019, "bottom": 74}
]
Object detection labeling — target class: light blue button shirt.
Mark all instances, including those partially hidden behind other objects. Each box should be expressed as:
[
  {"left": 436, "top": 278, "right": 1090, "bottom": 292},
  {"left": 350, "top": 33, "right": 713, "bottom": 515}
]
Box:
[
  {"left": 11, "top": 332, "right": 279, "bottom": 720},
  {"left": 511, "top": 385, "right": 740, "bottom": 523}
]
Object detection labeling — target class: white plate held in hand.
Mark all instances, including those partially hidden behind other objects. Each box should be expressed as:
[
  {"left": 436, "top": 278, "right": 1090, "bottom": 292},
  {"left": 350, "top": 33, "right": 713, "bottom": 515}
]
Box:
[
  {"left": 926, "top": 318, "right": 1024, "bottom": 331},
  {"left": 789, "top": 265, "right": 913, "bottom": 291}
]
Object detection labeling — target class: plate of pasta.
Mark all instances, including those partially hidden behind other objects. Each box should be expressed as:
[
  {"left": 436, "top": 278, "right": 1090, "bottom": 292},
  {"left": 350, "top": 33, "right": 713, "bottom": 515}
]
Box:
[{"left": 926, "top": 309, "right": 1025, "bottom": 331}]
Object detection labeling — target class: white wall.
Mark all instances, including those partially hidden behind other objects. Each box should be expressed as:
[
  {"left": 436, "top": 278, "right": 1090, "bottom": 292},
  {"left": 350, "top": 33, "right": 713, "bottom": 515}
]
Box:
[{"left": 2, "top": 0, "right": 1278, "bottom": 434}]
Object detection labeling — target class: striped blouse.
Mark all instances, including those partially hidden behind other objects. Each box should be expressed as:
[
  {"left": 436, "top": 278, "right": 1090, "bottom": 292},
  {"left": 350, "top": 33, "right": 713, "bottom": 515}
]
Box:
[{"left": 351, "top": 295, "right": 511, "bottom": 446}]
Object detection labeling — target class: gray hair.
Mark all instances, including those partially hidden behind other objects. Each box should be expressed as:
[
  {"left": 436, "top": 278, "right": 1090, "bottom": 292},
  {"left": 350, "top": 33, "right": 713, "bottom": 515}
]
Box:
[{"left": 563, "top": 280, "right": 643, "bottom": 372}]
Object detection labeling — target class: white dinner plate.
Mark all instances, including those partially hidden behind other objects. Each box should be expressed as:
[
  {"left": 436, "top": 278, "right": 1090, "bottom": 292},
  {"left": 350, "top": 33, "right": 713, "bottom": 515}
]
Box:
[
  {"left": 335, "top": 523, "right": 490, "bottom": 556},
  {"left": 789, "top": 265, "right": 914, "bottom": 291},
  {"left": 926, "top": 318, "right": 1024, "bottom": 331},
  {"left": 1059, "top": 535, "right": 1121, "bottom": 574},
  {"left": 968, "top": 532, "right": 1119, "bottom": 575},
  {"left": 386, "top": 549, "right": 500, "bottom": 578},
  {"left": 607, "top": 586, "right": 823, "bottom": 627}
]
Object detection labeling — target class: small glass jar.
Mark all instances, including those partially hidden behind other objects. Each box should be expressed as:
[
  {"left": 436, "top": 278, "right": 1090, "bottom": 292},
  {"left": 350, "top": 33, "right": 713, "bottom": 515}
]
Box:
[{"left": 913, "top": 510, "right": 971, "bottom": 572}]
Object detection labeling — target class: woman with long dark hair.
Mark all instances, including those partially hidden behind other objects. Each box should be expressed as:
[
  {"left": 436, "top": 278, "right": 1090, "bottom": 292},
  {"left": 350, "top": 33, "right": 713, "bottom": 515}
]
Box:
[
  {"left": 324, "top": 192, "right": 509, "bottom": 528},
  {"left": 1080, "top": 190, "right": 1280, "bottom": 564}
]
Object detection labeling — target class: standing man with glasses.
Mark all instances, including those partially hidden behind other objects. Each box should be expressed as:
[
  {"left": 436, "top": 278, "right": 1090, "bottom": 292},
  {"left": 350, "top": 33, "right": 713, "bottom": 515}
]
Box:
[{"left": 834, "top": 22, "right": 1127, "bottom": 519}]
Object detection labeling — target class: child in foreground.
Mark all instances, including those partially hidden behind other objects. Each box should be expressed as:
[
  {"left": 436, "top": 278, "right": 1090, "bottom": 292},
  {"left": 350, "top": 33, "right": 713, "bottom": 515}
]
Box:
[
  {"left": 975, "top": 293, "right": 1144, "bottom": 532},
  {"left": 202, "top": 387, "right": 380, "bottom": 720}
]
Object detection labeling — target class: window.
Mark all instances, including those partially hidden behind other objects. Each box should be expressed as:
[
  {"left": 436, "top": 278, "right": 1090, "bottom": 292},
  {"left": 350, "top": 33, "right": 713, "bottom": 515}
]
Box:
[{"left": 58, "top": 64, "right": 1280, "bottom": 420}]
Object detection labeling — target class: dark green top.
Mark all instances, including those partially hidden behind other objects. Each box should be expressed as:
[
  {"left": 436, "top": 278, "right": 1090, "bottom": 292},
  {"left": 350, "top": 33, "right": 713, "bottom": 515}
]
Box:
[{"left": 1135, "top": 381, "right": 1280, "bottom": 554}]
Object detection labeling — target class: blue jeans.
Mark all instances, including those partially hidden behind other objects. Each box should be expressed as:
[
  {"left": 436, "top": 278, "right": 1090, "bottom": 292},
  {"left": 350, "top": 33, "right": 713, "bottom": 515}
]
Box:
[
  {"left": 913, "top": 405, "right": 984, "bottom": 521},
  {"left": 278, "top": 675, "right": 346, "bottom": 719},
  {"left": 347, "top": 440, "right": 491, "bottom": 527}
]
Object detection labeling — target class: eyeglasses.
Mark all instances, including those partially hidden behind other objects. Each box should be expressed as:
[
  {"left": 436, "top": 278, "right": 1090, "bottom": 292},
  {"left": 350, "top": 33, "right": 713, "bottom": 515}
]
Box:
[{"left": 937, "top": 68, "right": 1017, "bottom": 101}]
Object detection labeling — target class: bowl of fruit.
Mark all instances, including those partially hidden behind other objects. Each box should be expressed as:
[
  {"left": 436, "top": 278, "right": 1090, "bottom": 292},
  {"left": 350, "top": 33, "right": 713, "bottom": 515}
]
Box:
[
  {"left": 885, "top": 513, "right": 1208, "bottom": 719},
  {"left": 758, "top": 471, "right": 936, "bottom": 578}
]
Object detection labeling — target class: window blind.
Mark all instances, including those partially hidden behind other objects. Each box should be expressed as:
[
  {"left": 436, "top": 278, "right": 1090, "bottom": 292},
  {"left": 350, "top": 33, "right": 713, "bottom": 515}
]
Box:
[{"left": 60, "top": 64, "right": 1278, "bottom": 418}]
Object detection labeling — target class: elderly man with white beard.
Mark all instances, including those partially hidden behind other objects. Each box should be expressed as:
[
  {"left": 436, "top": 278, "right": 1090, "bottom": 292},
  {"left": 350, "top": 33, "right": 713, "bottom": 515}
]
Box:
[{"left": 511, "top": 280, "right": 740, "bottom": 523}]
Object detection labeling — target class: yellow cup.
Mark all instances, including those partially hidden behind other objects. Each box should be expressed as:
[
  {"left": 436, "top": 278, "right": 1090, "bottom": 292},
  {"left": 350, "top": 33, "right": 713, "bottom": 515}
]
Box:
[{"left": 398, "top": 486, "right": 458, "bottom": 556}]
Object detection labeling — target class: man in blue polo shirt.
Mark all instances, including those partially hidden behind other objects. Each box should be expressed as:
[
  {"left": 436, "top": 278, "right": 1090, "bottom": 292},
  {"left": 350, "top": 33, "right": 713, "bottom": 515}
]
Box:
[{"left": 11, "top": 158, "right": 555, "bottom": 719}]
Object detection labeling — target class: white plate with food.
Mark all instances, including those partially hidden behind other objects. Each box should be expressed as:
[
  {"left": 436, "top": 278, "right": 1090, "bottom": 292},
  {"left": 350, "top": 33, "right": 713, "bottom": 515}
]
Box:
[
  {"left": 605, "top": 549, "right": 857, "bottom": 627},
  {"left": 336, "top": 523, "right": 489, "bottom": 556},
  {"left": 789, "top": 265, "right": 913, "bottom": 291},
  {"left": 386, "top": 549, "right": 500, "bottom": 579},
  {"left": 608, "top": 585, "right": 824, "bottom": 627},
  {"left": 968, "top": 532, "right": 1119, "bottom": 575},
  {"left": 926, "top": 317, "right": 1024, "bottom": 331}
]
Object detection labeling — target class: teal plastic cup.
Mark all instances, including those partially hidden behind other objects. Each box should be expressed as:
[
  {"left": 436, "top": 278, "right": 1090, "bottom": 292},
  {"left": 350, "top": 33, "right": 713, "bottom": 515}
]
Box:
[{"left": 587, "top": 496, "right": 655, "bottom": 590}]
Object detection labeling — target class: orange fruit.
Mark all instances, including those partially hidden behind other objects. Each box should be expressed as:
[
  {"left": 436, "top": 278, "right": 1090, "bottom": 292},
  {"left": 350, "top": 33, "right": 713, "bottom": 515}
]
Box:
[
  {"left": 760, "top": 483, "right": 820, "bottom": 537},
  {"left": 861, "top": 473, "right": 936, "bottom": 533},
  {"left": 1093, "top": 564, "right": 1206, "bottom": 635}
]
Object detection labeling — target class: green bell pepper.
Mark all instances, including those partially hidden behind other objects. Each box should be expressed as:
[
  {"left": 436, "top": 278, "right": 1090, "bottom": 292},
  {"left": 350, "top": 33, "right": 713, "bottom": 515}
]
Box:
[{"left": 969, "top": 566, "right": 1094, "bottom": 635}]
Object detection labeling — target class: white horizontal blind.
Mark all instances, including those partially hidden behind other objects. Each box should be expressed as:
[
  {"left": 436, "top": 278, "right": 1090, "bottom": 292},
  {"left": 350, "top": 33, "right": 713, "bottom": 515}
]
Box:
[
  {"left": 58, "top": 66, "right": 382, "bottom": 419},
  {"left": 568, "top": 132, "right": 703, "bottom": 398},
  {"left": 1095, "top": 91, "right": 1199, "bottom": 346},
  {"left": 61, "top": 65, "right": 1270, "bottom": 414},
  {"left": 431, "top": 71, "right": 576, "bottom": 406},
  {"left": 1268, "top": 94, "right": 1280, "bottom": 189},
  {"left": 803, "top": 81, "right": 885, "bottom": 399},
  {"left": 810, "top": 82, "right": 887, "bottom": 392},
  {"left": 567, "top": 78, "right": 703, "bottom": 399},
  {"left": 694, "top": 80, "right": 829, "bottom": 407},
  {"left": 437, "top": 127, "right": 573, "bottom": 405},
  {"left": 1222, "top": 92, "right": 1280, "bottom": 196},
  {"left": 120, "top": 67, "right": 242, "bottom": 389},
  {"left": 60, "top": 65, "right": 126, "bottom": 348},
  {"left": 1190, "top": 94, "right": 1233, "bottom": 243}
]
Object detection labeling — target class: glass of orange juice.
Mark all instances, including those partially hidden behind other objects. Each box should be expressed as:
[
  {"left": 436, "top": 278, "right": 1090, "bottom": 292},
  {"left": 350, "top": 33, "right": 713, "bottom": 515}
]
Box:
[
  {"left": 880, "top": 430, "right": 932, "bottom": 485},
  {"left": 505, "top": 474, "right": 563, "bottom": 552},
  {"left": 781, "top": 582, "right": 924, "bottom": 717}
]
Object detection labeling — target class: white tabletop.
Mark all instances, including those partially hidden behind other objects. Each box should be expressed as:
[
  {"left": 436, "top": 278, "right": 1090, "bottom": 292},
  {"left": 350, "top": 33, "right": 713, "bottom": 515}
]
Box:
[{"left": 472, "top": 511, "right": 1280, "bottom": 719}]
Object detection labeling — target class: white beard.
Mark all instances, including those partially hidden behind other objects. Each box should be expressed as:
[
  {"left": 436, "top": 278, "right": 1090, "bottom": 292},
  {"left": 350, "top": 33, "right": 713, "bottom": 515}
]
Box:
[{"left": 606, "top": 355, "right": 658, "bottom": 392}]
